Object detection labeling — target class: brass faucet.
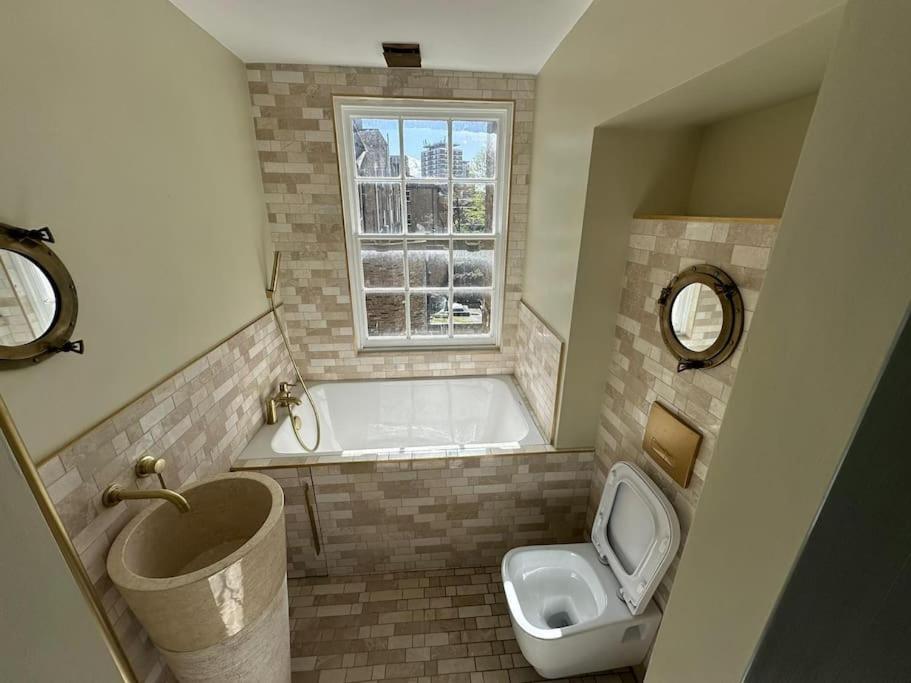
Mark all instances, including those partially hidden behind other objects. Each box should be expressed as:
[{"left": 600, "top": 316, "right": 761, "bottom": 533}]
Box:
[
  {"left": 101, "top": 456, "right": 191, "bottom": 513},
  {"left": 265, "top": 381, "right": 301, "bottom": 425},
  {"left": 102, "top": 485, "right": 191, "bottom": 513}
]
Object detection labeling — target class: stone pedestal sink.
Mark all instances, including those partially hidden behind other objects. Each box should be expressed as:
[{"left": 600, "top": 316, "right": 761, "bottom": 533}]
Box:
[{"left": 107, "top": 472, "right": 289, "bottom": 682}]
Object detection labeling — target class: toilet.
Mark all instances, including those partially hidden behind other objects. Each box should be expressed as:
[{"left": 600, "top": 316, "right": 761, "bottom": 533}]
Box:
[{"left": 502, "top": 461, "right": 680, "bottom": 678}]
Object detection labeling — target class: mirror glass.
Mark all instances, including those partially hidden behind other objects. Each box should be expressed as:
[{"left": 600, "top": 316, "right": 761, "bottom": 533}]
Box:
[
  {"left": 0, "top": 250, "right": 57, "bottom": 345},
  {"left": 670, "top": 283, "right": 723, "bottom": 352}
]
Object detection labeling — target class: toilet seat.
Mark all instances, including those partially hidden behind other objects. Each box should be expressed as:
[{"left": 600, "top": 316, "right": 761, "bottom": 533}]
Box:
[{"left": 591, "top": 461, "right": 680, "bottom": 616}]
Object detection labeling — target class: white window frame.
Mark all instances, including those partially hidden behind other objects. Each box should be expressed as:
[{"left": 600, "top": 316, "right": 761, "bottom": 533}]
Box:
[{"left": 334, "top": 96, "right": 513, "bottom": 350}]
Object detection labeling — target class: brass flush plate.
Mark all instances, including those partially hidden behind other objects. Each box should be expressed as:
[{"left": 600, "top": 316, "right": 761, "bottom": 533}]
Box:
[{"left": 643, "top": 402, "right": 702, "bottom": 487}]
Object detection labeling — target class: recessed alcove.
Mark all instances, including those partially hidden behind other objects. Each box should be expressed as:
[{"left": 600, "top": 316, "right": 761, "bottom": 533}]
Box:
[{"left": 554, "top": 6, "right": 845, "bottom": 449}]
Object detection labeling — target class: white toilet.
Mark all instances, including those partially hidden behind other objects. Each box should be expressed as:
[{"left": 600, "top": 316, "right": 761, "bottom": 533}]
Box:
[{"left": 502, "top": 461, "right": 680, "bottom": 678}]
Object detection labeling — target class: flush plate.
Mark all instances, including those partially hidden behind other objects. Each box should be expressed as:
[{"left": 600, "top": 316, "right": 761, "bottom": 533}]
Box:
[{"left": 643, "top": 402, "right": 702, "bottom": 487}]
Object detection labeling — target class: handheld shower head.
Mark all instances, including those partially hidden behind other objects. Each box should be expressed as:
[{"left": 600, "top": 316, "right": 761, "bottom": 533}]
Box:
[{"left": 266, "top": 251, "right": 281, "bottom": 300}]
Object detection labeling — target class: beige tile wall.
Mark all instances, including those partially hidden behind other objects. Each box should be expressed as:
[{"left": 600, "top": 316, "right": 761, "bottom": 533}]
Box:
[
  {"left": 590, "top": 217, "right": 779, "bottom": 606},
  {"left": 514, "top": 301, "right": 563, "bottom": 441},
  {"left": 248, "top": 450, "right": 593, "bottom": 579},
  {"left": 37, "top": 312, "right": 293, "bottom": 683},
  {"left": 246, "top": 64, "right": 535, "bottom": 379},
  {"left": 254, "top": 466, "right": 327, "bottom": 579}
]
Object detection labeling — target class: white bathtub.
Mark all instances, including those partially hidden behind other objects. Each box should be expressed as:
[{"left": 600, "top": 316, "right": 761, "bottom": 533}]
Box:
[{"left": 240, "top": 375, "right": 546, "bottom": 459}]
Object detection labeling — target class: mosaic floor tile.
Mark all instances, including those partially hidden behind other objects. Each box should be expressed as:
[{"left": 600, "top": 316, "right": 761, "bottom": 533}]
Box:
[{"left": 288, "top": 567, "right": 639, "bottom": 683}]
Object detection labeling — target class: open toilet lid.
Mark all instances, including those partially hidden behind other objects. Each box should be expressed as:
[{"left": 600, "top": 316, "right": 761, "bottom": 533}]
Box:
[{"left": 591, "top": 461, "right": 680, "bottom": 616}]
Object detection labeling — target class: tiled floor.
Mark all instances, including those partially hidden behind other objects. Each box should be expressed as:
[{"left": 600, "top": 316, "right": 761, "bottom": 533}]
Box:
[{"left": 288, "top": 567, "right": 639, "bottom": 683}]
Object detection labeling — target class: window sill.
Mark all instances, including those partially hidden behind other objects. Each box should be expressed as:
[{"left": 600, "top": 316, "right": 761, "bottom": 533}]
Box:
[{"left": 357, "top": 344, "right": 501, "bottom": 355}]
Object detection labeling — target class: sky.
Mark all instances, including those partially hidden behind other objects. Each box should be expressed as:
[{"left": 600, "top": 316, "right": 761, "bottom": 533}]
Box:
[{"left": 357, "top": 118, "right": 495, "bottom": 164}]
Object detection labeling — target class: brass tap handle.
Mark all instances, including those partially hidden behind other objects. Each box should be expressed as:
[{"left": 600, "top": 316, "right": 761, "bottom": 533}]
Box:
[
  {"left": 135, "top": 455, "right": 165, "bottom": 477},
  {"left": 135, "top": 455, "right": 168, "bottom": 488}
]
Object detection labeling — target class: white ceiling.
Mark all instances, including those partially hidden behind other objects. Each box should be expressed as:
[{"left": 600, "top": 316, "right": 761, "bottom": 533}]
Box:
[{"left": 169, "top": 0, "right": 593, "bottom": 74}]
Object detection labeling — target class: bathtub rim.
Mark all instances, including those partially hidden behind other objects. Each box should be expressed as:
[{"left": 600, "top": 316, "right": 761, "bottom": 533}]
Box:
[
  {"left": 231, "top": 443, "right": 593, "bottom": 471},
  {"left": 235, "top": 374, "right": 560, "bottom": 468}
]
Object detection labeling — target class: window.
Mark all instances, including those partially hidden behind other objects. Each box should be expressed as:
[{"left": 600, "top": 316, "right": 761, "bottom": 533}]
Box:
[{"left": 334, "top": 98, "right": 513, "bottom": 349}]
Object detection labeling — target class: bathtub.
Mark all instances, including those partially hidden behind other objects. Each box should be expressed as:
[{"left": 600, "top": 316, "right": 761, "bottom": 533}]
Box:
[{"left": 238, "top": 375, "right": 546, "bottom": 460}]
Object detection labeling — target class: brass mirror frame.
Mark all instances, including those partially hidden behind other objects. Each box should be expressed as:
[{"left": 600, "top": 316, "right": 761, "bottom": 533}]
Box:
[
  {"left": 658, "top": 263, "right": 743, "bottom": 372},
  {"left": 0, "top": 223, "right": 80, "bottom": 368}
]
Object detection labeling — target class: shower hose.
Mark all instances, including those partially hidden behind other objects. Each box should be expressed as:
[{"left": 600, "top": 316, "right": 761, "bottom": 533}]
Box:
[{"left": 269, "top": 254, "right": 321, "bottom": 452}]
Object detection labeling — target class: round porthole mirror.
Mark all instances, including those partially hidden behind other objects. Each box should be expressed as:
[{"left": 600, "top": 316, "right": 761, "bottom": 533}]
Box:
[
  {"left": 658, "top": 264, "right": 743, "bottom": 372},
  {"left": 0, "top": 223, "right": 82, "bottom": 368}
]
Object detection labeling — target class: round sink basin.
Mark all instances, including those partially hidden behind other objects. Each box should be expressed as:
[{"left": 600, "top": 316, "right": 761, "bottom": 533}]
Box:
[
  {"left": 107, "top": 472, "right": 286, "bottom": 655},
  {"left": 120, "top": 475, "right": 274, "bottom": 579}
]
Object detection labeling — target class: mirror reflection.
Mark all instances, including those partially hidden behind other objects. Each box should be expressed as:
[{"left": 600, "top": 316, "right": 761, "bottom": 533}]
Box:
[
  {"left": 670, "top": 283, "right": 723, "bottom": 352},
  {"left": 0, "top": 250, "right": 57, "bottom": 345}
]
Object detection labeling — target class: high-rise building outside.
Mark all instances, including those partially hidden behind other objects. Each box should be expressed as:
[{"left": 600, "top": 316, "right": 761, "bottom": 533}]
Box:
[{"left": 420, "top": 142, "right": 466, "bottom": 177}]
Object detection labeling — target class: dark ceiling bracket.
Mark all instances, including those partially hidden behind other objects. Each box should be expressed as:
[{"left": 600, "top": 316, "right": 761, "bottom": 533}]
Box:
[{"left": 382, "top": 43, "right": 421, "bottom": 68}]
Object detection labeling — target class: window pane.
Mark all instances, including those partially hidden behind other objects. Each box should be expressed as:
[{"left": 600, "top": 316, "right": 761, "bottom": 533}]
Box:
[
  {"left": 410, "top": 293, "right": 450, "bottom": 336},
  {"left": 406, "top": 183, "right": 448, "bottom": 233},
  {"left": 408, "top": 240, "right": 449, "bottom": 288},
  {"left": 453, "top": 120, "right": 497, "bottom": 178},
  {"left": 358, "top": 182, "right": 402, "bottom": 234},
  {"left": 453, "top": 240, "right": 494, "bottom": 288},
  {"left": 404, "top": 120, "right": 448, "bottom": 178},
  {"left": 352, "top": 118, "right": 400, "bottom": 177},
  {"left": 453, "top": 291, "right": 491, "bottom": 336},
  {"left": 361, "top": 240, "right": 404, "bottom": 288},
  {"left": 452, "top": 183, "right": 493, "bottom": 233},
  {"left": 365, "top": 293, "right": 405, "bottom": 337}
]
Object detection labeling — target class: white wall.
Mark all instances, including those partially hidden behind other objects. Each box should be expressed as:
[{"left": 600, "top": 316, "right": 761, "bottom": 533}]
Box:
[
  {"left": 688, "top": 94, "right": 818, "bottom": 217},
  {"left": 646, "top": 1, "right": 911, "bottom": 679},
  {"left": 0, "top": 0, "right": 268, "bottom": 460},
  {"left": 524, "top": 0, "right": 844, "bottom": 340},
  {"left": 555, "top": 126, "right": 701, "bottom": 447},
  {"left": 0, "top": 428, "right": 123, "bottom": 681}
]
